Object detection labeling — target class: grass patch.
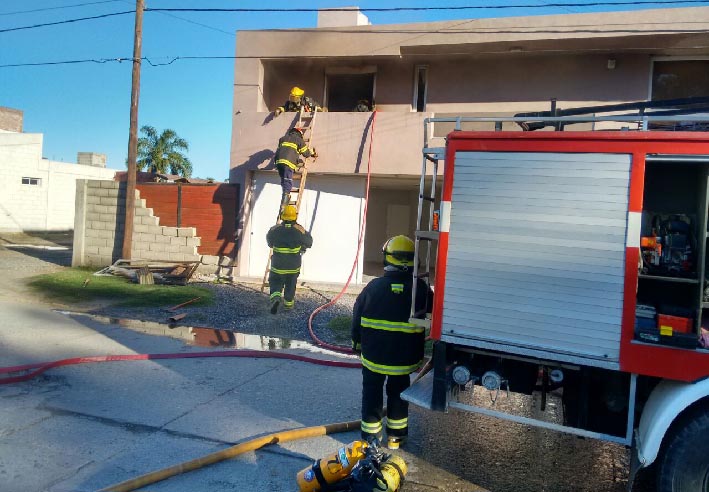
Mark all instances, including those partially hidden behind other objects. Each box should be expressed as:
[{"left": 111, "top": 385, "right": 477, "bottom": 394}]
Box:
[
  {"left": 28, "top": 267, "right": 214, "bottom": 308},
  {"left": 327, "top": 315, "right": 352, "bottom": 343}
]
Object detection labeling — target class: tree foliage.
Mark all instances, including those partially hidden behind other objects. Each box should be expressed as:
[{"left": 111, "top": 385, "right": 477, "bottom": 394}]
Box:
[{"left": 132, "top": 125, "right": 193, "bottom": 177}]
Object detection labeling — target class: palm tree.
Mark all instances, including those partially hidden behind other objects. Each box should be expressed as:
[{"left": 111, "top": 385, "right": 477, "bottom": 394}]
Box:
[{"left": 133, "top": 125, "right": 193, "bottom": 177}]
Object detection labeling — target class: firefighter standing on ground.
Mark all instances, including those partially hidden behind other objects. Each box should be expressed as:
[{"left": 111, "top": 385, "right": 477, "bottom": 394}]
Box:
[
  {"left": 274, "top": 86, "right": 323, "bottom": 116},
  {"left": 351, "top": 235, "right": 433, "bottom": 449},
  {"left": 274, "top": 127, "right": 316, "bottom": 207},
  {"left": 266, "top": 204, "right": 313, "bottom": 314}
]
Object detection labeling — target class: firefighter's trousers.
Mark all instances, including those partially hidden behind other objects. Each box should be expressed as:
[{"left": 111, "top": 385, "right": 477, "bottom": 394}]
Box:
[
  {"left": 361, "top": 367, "right": 410, "bottom": 440},
  {"left": 276, "top": 163, "right": 294, "bottom": 199},
  {"left": 268, "top": 271, "right": 298, "bottom": 308}
]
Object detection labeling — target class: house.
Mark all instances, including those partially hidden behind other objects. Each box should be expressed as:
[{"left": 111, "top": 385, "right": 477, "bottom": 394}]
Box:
[
  {"left": 230, "top": 6, "right": 709, "bottom": 285},
  {"left": 0, "top": 107, "right": 117, "bottom": 232}
]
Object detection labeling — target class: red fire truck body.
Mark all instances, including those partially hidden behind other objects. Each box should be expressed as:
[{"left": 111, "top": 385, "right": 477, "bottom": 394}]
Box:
[{"left": 405, "top": 129, "right": 709, "bottom": 492}]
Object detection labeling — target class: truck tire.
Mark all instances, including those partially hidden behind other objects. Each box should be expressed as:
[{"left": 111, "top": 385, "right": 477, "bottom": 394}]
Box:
[{"left": 656, "top": 406, "right": 709, "bottom": 492}]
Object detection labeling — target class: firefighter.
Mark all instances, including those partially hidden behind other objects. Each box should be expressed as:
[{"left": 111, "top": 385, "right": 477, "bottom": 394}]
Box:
[
  {"left": 274, "top": 127, "right": 317, "bottom": 207},
  {"left": 266, "top": 204, "right": 313, "bottom": 314},
  {"left": 274, "top": 86, "right": 323, "bottom": 116},
  {"left": 351, "top": 235, "right": 433, "bottom": 449}
]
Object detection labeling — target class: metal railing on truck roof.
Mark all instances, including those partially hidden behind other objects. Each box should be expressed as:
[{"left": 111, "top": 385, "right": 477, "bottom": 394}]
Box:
[{"left": 411, "top": 100, "right": 709, "bottom": 328}]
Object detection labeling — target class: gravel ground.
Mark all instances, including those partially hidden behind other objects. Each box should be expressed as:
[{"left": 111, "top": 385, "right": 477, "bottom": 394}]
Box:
[
  {"left": 0, "top": 232, "right": 358, "bottom": 348},
  {"left": 95, "top": 281, "right": 359, "bottom": 347}
]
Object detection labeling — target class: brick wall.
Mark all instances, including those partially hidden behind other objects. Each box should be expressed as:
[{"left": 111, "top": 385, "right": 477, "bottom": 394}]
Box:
[
  {"left": 73, "top": 180, "right": 201, "bottom": 267},
  {"left": 0, "top": 107, "right": 23, "bottom": 132},
  {"left": 136, "top": 183, "right": 238, "bottom": 257}
]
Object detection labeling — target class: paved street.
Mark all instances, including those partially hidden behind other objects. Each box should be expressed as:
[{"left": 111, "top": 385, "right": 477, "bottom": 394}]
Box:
[{"left": 0, "top": 236, "right": 652, "bottom": 492}]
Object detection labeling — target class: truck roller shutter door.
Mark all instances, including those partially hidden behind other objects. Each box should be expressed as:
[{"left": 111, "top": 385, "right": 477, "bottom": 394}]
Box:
[{"left": 442, "top": 151, "right": 630, "bottom": 368}]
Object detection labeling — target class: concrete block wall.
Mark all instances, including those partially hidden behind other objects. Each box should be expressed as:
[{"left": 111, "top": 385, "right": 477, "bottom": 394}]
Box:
[{"left": 73, "top": 180, "right": 202, "bottom": 267}]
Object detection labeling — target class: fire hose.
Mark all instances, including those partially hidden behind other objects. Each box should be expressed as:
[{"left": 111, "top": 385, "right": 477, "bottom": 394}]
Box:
[
  {"left": 98, "top": 420, "right": 360, "bottom": 492},
  {"left": 0, "top": 350, "right": 360, "bottom": 385},
  {"left": 97, "top": 418, "right": 406, "bottom": 492},
  {"left": 307, "top": 110, "right": 377, "bottom": 354}
]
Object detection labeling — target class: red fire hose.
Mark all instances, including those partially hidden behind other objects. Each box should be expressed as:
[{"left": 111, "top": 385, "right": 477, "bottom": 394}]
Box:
[
  {"left": 0, "top": 349, "right": 360, "bottom": 385},
  {"left": 306, "top": 110, "right": 377, "bottom": 354}
]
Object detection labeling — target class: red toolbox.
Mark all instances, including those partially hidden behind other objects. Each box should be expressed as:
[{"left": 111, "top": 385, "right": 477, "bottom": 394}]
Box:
[{"left": 657, "top": 314, "right": 693, "bottom": 334}]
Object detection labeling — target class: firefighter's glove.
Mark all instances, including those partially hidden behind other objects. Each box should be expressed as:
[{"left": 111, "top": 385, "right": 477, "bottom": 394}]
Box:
[
  {"left": 274, "top": 107, "right": 283, "bottom": 117},
  {"left": 352, "top": 341, "right": 362, "bottom": 356},
  {"left": 311, "top": 149, "right": 318, "bottom": 159}
]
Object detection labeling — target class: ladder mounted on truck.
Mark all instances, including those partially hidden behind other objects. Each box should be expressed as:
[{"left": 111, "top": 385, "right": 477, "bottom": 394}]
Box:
[
  {"left": 408, "top": 97, "right": 709, "bottom": 326},
  {"left": 260, "top": 107, "right": 318, "bottom": 293}
]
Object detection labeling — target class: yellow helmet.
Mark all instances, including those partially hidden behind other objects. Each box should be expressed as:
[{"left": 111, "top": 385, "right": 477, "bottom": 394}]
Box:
[
  {"left": 382, "top": 235, "right": 415, "bottom": 269},
  {"left": 281, "top": 204, "right": 297, "bottom": 222},
  {"left": 289, "top": 86, "right": 304, "bottom": 101}
]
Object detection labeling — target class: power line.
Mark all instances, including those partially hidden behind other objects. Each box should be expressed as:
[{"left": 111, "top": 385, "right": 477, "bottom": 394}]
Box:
[
  {"left": 0, "top": 57, "right": 134, "bottom": 68},
  {"left": 0, "top": 11, "right": 133, "bottom": 33},
  {"left": 0, "top": 0, "right": 123, "bottom": 16},
  {"left": 116, "top": 0, "right": 234, "bottom": 36},
  {"left": 3, "top": 1, "right": 709, "bottom": 34},
  {"left": 147, "top": 1, "right": 709, "bottom": 13},
  {"left": 5, "top": 41, "right": 709, "bottom": 69}
]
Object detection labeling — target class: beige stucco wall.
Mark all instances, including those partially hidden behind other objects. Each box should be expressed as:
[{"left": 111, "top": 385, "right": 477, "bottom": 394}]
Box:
[{"left": 230, "top": 6, "right": 709, "bottom": 282}]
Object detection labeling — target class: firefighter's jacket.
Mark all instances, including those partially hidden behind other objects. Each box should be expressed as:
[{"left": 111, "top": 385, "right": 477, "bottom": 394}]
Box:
[
  {"left": 266, "top": 221, "right": 313, "bottom": 275},
  {"left": 351, "top": 270, "right": 433, "bottom": 376},
  {"left": 274, "top": 132, "right": 312, "bottom": 171},
  {"left": 277, "top": 96, "right": 321, "bottom": 114}
]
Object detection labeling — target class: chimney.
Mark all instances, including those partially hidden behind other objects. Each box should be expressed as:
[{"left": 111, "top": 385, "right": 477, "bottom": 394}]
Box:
[
  {"left": 317, "top": 6, "right": 370, "bottom": 28},
  {"left": 0, "top": 107, "right": 23, "bottom": 132},
  {"left": 77, "top": 152, "right": 107, "bottom": 168}
]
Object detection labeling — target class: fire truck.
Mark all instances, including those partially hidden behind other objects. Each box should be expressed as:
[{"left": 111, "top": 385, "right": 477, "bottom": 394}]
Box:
[{"left": 402, "top": 105, "right": 709, "bottom": 492}]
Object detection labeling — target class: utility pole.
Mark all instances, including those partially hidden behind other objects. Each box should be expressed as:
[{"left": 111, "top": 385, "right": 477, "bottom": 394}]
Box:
[{"left": 122, "top": 0, "right": 144, "bottom": 259}]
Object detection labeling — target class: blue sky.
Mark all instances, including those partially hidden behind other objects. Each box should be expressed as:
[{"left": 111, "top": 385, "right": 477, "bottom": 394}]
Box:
[{"left": 2, "top": 0, "right": 708, "bottom": 180}]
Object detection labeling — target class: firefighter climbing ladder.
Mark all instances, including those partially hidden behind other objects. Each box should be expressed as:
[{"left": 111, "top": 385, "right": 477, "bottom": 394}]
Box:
[{"left": 260, "top": 107, "right": 318, "bottom": 292}]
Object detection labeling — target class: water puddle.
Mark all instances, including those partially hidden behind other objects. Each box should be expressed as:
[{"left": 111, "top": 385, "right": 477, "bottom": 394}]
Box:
[{"left": 55, "top": 310, "right": 343, "bottom": 356}]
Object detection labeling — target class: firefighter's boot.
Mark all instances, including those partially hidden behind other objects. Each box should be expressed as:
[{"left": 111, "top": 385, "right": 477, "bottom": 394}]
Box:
[
  {"left": 270, "top": 297, "right": 280, "bottom": 314},
  {"left": 386, "top": 436, "right": 407, "bottom": 450}
]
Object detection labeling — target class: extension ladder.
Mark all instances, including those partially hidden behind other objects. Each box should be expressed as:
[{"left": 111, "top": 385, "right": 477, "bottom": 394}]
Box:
[
  {"left": 260, "top": 107, "right": 318, "bottom": 292},
  {"left": 408, "top": 142, "right": 443, "bottom": 328}
]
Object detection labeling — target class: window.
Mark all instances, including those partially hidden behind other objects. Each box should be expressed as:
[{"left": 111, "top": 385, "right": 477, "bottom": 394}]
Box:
[
  {"left": 21, "top": 177, "right": 41, "bottom": 186},
  {"left": 325, "top": 73, "right": 375, "bottom": 112},
  {"left": 650, "top": 59, "right": 709, "bottom": 130},
  {"left": 651, "top": 59, "right": 709, "bottom": 100},
  {"left": 413, "top": 65, "right": 428, "bottom": 112}
]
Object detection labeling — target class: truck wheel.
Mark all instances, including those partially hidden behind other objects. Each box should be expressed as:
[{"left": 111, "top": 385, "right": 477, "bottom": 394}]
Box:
[{"left": 657, "top": 407, "right": 709, "bottom": 492}]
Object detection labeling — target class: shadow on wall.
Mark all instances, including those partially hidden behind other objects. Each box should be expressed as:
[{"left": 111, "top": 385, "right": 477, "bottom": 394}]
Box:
[
  {"left": 213, "top": 184, "right": 239, "bottom": 258},
  {"left": 354, "top": 112, "right": 375, "bottom": 174},
  {"left": 250, "top": 149, "right": 276, "bottom": 171}
]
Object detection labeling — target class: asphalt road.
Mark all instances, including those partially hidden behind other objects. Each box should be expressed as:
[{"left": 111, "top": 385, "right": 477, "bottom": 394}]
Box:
[{"left": 0, "top": 235, "right": 654, "bottom": 492}]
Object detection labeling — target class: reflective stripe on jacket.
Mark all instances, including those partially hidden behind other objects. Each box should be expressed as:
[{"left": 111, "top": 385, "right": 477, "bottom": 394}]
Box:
[
  {"left": 274, "top": 132, "right": 312, "bottom": 171},
  {"left": 351, "top": 270, "right": 433, "bottom": 376},
  {"left": 266, "top": 221, "right": 313, "bottom": 275}
]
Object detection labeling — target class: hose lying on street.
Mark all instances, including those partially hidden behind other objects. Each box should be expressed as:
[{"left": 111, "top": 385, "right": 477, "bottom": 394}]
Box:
[
  {"left": 0, "top": 349, "right": 360, "bottom": 385},
  {"left": 98, "top": 419, "right": 361, "bottom": 492}
]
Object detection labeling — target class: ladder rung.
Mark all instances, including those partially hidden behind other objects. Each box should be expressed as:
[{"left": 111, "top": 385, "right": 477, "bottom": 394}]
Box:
[
  {"left": 419, "top": 195, "right": 435, "bottom": 202},
  {"left": 416, "top": 231, "right": 439, "bottom": 240},
  {"left": 408, "top": 318, "right": 431, "bottom": 329},
  {"left": 423, "top": 147, "right": 445, "bottom": 155}
]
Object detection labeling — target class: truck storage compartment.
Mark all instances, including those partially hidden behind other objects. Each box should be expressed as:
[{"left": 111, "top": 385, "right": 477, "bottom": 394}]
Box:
[
  {"left": 634, "top": 160, "right": 705, "bottom": 350},
  {"left": 440, "top": 151, "right": 630, "bottom": 367}
]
